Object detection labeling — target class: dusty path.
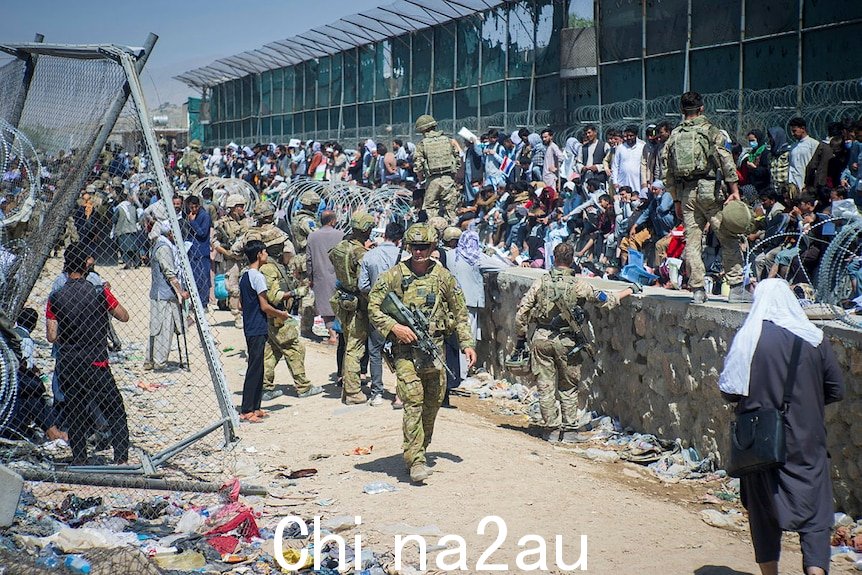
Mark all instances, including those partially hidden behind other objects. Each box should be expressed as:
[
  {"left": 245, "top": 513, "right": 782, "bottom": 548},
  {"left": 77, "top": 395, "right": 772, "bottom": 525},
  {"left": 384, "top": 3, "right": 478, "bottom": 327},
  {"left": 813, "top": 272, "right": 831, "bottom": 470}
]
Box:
[{"left": 205, "top": 305, "right": 826, "bottom": 575}]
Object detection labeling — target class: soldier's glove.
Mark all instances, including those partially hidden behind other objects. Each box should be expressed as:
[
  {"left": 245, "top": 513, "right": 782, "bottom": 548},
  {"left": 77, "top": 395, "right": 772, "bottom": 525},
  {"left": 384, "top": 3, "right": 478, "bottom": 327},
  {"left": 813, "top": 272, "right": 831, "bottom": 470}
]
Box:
[{"left": 628, "top": 282, "right": 643, "bottom": 295}]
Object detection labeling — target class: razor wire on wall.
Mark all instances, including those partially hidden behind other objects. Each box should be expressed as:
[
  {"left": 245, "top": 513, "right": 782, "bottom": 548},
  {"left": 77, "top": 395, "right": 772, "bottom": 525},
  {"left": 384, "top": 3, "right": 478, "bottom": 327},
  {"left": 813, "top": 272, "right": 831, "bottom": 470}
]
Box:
[
  {"left": 0, "top": 38, "right": 239, "bottom": 486},
  {"left": 570, "top": 78, "right": 862, "bottom": 141}
]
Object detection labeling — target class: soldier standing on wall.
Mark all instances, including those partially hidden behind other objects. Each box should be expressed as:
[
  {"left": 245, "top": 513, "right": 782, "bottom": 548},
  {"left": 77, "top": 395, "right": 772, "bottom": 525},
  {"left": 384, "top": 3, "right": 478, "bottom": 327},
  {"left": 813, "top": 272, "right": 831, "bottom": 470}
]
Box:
[
  {"left": 514, "top": 243, "right": 636, "bottom": 443},
  {"left": 368, "top": 223, "right": 476, "bottom": 484},
  {"left": 413, "top": 115, "right": 462, "bottom": 223}
]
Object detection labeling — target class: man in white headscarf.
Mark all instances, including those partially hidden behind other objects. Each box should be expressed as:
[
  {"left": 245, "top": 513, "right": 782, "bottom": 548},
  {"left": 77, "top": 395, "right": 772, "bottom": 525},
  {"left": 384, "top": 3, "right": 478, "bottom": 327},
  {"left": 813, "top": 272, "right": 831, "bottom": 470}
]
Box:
[
  {"left": 145, "top": 222, "right": 189, "bottom": 371},
  {"left": 719, "top": 279, "right": 843, "bottom": 575}
]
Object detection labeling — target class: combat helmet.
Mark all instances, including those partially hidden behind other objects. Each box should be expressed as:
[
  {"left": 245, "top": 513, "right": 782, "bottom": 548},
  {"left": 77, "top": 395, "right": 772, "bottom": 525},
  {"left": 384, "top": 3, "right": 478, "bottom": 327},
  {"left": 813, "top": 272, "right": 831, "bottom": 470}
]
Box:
[
  {"left": 254, "top": 200, "right": 276, "bottom": 219},
  {"left": 299, "top": 190, "right": 321, "bottom": 208},
  {"left": 504, "top": 348, "right": 531, "bottom": 377},
  {"left": 721, "top": 200, "right": 752, "bottom": 235},
  {"left": 415, "top": 114, "right": 437, "bottom": 133},
  {"left": 190, "top": 139, "right": 202, "bottom": 150},
  {"left": 404, "top": 223, "right": 438, "bottom": 245},
  {"left": 350, "top": 211, "right": 375, "bottom": 232},
  {"left": 225, "top": 193, "right": 246, "bottom": 208}
]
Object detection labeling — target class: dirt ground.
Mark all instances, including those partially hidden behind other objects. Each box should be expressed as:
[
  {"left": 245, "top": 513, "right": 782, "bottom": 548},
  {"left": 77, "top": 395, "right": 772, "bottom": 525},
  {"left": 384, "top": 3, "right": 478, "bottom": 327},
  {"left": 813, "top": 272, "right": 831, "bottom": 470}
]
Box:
[
  {"left": 203, "top": 303, "right": 845, "bottom": 575},
  {"left": 25, "top": 259, "right": 852, "bottom": 574}
]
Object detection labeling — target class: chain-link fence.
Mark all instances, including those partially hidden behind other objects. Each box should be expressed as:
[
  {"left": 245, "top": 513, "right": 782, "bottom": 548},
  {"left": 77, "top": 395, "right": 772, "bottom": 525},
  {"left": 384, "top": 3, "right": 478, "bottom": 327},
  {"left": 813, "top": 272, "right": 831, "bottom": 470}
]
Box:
[{"left": 0, "top": 40, "right": 239, "bottom": 492}]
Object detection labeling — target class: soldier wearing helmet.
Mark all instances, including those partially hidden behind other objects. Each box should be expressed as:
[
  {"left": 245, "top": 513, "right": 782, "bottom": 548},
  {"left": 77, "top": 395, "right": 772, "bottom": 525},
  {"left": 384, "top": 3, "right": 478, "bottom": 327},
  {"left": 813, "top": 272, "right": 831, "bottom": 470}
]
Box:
[
  {"left": 178, "top": 139, "right": 205, "bottom": 183},
  {"left": 328, "top": 211, "right": 376, "bottom": 405},
  {"left": 214, "top": 193, "right": 251, "bottom": 328},
  {"left": 513, "top": 242, "right": 635, "bottom": 444},
  {"left": 290, "top": 190, "right": 321, "bottom": 328},
  {"left": 367, "top": 223, "right": 476, "bottom": 484},
  {"left": 413, "top": 115, "right": 462, "bottom": 223},
  {"left": 254, "top": 223, "right": 321, "bottom": 402}
]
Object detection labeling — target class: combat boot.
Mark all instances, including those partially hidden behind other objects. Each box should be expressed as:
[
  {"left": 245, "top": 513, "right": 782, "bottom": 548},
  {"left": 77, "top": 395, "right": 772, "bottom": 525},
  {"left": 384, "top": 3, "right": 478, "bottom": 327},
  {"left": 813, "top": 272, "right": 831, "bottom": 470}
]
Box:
[
  {"left": 410, "top": 464, "right": 432, "bottom": 483},
  {"left": 343, "top": 392, "right": 367, "bottom": 405},
  {"left": 560, "top": 431, "right": 589, "bottom": 444},
  {"left": 541, "top": 428, "right": 561, "bottom": 443}
]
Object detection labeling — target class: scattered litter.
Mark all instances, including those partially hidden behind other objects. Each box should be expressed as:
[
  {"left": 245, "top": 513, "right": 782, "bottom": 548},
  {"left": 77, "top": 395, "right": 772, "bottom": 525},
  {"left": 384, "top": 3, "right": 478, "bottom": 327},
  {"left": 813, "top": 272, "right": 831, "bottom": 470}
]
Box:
[
  {"left": 285, "top": 468, "right": 317, "bottom": 479},
  {"left": 700, "top": 509, "right": 747, "bottom": 532},
  {"left": 363, "top": 482, "right": 397, "bottom": 495},
  {"left": 308, "top": 453, "right": 332, "bottom": 461},
  {"left": 344, "top": 445, "right": 373, "bottom": 456}
]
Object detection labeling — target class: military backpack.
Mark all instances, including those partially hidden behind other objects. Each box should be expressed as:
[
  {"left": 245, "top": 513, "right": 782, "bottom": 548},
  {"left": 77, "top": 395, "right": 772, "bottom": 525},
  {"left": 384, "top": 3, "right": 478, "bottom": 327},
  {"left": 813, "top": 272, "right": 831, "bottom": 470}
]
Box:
[
  {"left": 669, "top": 122, "right": 714, "bottom": 179},
  {"left": 424, "top": 134, "right": 456, "bottom": 176}
]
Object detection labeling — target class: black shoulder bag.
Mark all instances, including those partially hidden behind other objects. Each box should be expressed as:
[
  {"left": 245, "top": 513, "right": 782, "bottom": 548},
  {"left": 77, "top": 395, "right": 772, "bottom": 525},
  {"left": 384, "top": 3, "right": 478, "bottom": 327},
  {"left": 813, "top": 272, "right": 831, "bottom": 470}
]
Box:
[{"left": 726, "top": 336, "right": 802, "bottom": 478}]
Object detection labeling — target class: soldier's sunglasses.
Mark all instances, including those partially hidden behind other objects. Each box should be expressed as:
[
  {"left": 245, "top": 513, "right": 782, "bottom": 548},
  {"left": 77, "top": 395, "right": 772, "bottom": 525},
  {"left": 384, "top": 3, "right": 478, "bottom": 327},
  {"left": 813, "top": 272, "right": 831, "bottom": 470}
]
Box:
[{"left": 410, "top": 243, "right": 433, "bottom": 251}]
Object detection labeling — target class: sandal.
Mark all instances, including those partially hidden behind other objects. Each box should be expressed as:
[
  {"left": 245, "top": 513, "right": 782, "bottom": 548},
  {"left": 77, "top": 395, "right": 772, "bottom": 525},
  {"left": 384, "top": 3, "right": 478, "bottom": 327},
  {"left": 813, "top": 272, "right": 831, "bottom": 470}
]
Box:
[{"left": 239, "top": 413, "right": 264, "bottom": 423}]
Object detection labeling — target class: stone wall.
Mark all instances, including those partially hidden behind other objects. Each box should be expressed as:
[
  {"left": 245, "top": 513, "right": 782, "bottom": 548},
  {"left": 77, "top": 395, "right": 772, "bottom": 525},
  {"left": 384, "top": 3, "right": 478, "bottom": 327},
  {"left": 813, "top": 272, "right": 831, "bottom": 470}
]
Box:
[{"left": 479, "top": 268, "right": 862, "bottom": 515}]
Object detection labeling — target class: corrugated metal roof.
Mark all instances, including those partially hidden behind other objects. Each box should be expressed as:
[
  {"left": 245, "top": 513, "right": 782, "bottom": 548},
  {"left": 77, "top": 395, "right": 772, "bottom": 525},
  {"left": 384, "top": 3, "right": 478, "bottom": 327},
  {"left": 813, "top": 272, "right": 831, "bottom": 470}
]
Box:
[{"left": 175, "top": 0, "right": 505, "bottom": 88}]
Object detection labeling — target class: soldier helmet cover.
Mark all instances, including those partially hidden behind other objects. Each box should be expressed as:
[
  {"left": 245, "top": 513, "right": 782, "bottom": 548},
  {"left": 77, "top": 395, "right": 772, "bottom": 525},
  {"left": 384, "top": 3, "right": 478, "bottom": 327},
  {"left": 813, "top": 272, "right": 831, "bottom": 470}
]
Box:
[
  {"left": 350, "top": 211, "right": 375, "bottom": 232},
  {"left": 225, "top": 193, "right": 246, "bottom": 208},
  {"left": 721, "top": 200, "right": 752, "bottom": 235},
  {"left": 415, "top": 114, "right": 437, "bottom": 133},
  {"left": 190, "top": 139, "right": 202, "bottom": 150},
  {"left": 254, "top": 200, "right": 276, "bottom": 218},
  {"left": 427, "top": 216, "right": 448, "bottom": 233},
  {"left": 442, "top": 227, "right": 462, "bottom": 242},
  {"left": 259, "top": 226, "right": 286, "bottom": 248},
  {"left": 404, "top": 223, "right": 438, "bottom": 245},
  {"left": 299, "top": 190, "right": 321, "bottom": 207}
]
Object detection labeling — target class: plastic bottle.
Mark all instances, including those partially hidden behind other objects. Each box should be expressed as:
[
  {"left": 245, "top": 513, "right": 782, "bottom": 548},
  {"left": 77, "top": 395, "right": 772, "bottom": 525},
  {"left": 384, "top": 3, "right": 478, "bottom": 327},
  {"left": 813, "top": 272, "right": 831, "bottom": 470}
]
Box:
[
  {"left": 64, "top": 555, "right": 91, "bottom": 574},
  {"left": 34, "top": 555, "right": 59, "bottom": 569}
]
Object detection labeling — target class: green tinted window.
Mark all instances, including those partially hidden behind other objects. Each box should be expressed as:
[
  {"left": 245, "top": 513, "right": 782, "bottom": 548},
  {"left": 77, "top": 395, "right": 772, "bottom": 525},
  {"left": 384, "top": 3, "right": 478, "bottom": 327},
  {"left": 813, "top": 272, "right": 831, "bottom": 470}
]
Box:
[
  {"left": 412, "top": 30, "right": 432, "bottom": 93},
  {"left": 456, "top": 87, "right": 479, "bottom": 119},
  {"left": 508, "top": 3, "right": 534, "bottom": 78},
  {"left": 433, "top": 91, "right": 454, "bottom": 120},
  {"left": 745, "top": 0, "right": 796, "bottom": 37},
  {"left": 330, "top": 53, "right": 342, "bottom": 106},
  {"left": 343, "top": 49, "right": 357, "bottom": 105},
  {"left": 646, "top": 0, "right": 687, "bottom": 55},
  {"left": 535, "top": 76, "right": 560, "bottom": 112},
  {"left": 375, "top": 41, "right": 390, "bottom": 101},
  {"left": 690, "top": 46, "right": 739, "bottom": 93},
  {"left": 599, "top": 0, "right": 641, "bottom": 62},
  {"left": 317, "top": 56, "right": 330, "bottom": 108},
  {"left": 283, "top": 67, "right": 294, "bottom": 113},
  {"left": 743, "top": 36, "right": 797, "bottom": 90},
  {"left": 271, "top": 68, "right": 283, "bottom": 114},
  {"left": 392, "top": 96, "right": 410, "bottom": 125},
  {"left": 305, "top": 59, "right": 318, "bottom": 111},
  {"left": 375, "top": 101, "right": 391, "bottom": 126},
  {"left": 535, "top": 0, "right": 563, "bottom": 76},
  {"left": 294, "top": 63, "right": 304, "bottom": 111},
  {"left": 480, "top": 81, "right": 505, "bottom": 117},
  {"left": 481, "top": 7, "right": 507, "bottom": 84},
  {"left": 645, "top": 54, "right": 685, "bottom": 99},
  {"left": 457, "top": 19, "right": 480, "bottom": 87},
  {"left": 802, "top": 23, "right": 862, "bottom": 82},
  {"left": 434, "top": 23, "right": 455, "bottom": 90},
  {"left": 691, "top": 0, "right": 740, "bottom": 47},
  {"left": 600, "top": 61, "right": 641, "bottom": 103},
  {"left": 507, "top": 79, "right": 531, "bottom": 113},
  {"left": 411, "top": 94, "right": 429, "bottom": 119},
  {"left": 316, "top": 109, "right": 328, "bottom": 132},
  {"left": 260, "top": 71, "right": 272, "bottom": 116},
  {"left": 359, "top": 46, "right": 375, "bottom": 102},
  {"left": 391, "top": 35, "right": 410, "bottom": 98},
  {"left": 358, "top": 103, "right": 374, "bottom": 128}
]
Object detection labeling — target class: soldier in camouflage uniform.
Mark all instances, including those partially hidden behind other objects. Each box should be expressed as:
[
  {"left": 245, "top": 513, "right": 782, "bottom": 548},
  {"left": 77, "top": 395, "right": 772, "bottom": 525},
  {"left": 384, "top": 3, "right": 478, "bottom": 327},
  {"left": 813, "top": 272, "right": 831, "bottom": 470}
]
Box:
[
  {"left": 214, "top": 194, "right": 251, "bottom": 328},
  {"left": 178, "top": 139, "right": 205, "bottom": 184},
  {"left": 662, "top": 91, "right": 745, "bottom": 304},
  {"left": 253, "top": 226, "right": 323, "bottom": 401},
  {"left": 329, "top": 211, "right": 375, "bottom": 405},
  {"left": 368, "top": 223, "right": 476, "bottom": 483},
  {"left": 514, "top": 243, "right": 635, "bottom": 443},
  {"left": 413, "top": 115, "right": 461, "bottom": 223},
  {"left": 291, "top": 191, "right": 320, "bottom": 328}
]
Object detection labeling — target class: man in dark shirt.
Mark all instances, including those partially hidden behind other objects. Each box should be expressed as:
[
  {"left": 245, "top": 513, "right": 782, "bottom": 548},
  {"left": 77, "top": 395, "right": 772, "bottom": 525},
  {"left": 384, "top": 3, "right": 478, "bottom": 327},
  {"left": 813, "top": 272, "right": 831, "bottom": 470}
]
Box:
[{"left": 47, "top": 243, "right": 130, "bottom": 465}]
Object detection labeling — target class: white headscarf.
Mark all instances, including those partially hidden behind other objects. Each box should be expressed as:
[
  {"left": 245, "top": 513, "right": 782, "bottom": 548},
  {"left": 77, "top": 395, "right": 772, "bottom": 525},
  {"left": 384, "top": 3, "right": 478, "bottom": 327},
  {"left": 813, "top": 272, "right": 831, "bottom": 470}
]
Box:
[{"left": 718, "top": 279, "right": 823, "bottom": 396}]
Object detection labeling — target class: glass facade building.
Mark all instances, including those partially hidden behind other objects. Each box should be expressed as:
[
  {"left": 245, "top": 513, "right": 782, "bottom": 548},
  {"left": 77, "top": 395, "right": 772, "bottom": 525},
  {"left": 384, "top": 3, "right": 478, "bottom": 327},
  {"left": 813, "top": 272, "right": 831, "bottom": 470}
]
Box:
[
  {"left": 192, "top": 1, "right": 567, "bottom": 144},
  {"left": 179, "top": 0, "right": 862, "bottom": 145}
]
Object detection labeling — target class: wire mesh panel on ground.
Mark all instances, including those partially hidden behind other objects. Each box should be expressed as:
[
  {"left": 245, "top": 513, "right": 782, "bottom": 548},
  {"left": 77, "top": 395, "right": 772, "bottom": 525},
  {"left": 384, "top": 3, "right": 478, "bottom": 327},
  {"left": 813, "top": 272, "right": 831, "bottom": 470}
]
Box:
[{"left": 0, "top": 40, "right": 238, "bottom": 489}]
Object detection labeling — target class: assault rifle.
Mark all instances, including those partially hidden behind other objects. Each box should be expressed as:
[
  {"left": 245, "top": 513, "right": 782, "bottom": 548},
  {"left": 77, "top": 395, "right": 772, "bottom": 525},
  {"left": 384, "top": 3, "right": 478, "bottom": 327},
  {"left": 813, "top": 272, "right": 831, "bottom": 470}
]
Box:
[{"left": 381, "top": 292, "right": 457, "bottom": 381}]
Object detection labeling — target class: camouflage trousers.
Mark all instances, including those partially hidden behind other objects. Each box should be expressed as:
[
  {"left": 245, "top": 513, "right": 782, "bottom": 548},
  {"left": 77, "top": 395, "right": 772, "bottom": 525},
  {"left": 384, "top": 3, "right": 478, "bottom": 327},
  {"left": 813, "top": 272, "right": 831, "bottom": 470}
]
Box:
[
  {"left": 394, "top": 347, "right": 446, "bottom": 469},
  {"left": 423, "top": 174, "right": 459, "bottom": 223},
  {"left": 340, "top": 308, "right": 368, "bottom": 397},
  {"left": 224, "top": 260, "right": 242, "bottom": 317},
  {"left": 680, "top": 185, "right": 743, "bottom": 289},
  {"left": 530, "top": 331, "right": 583, "bottom": 431},
  {"left": 264, "top": 317, "right": 310, "bottom": 393}
]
